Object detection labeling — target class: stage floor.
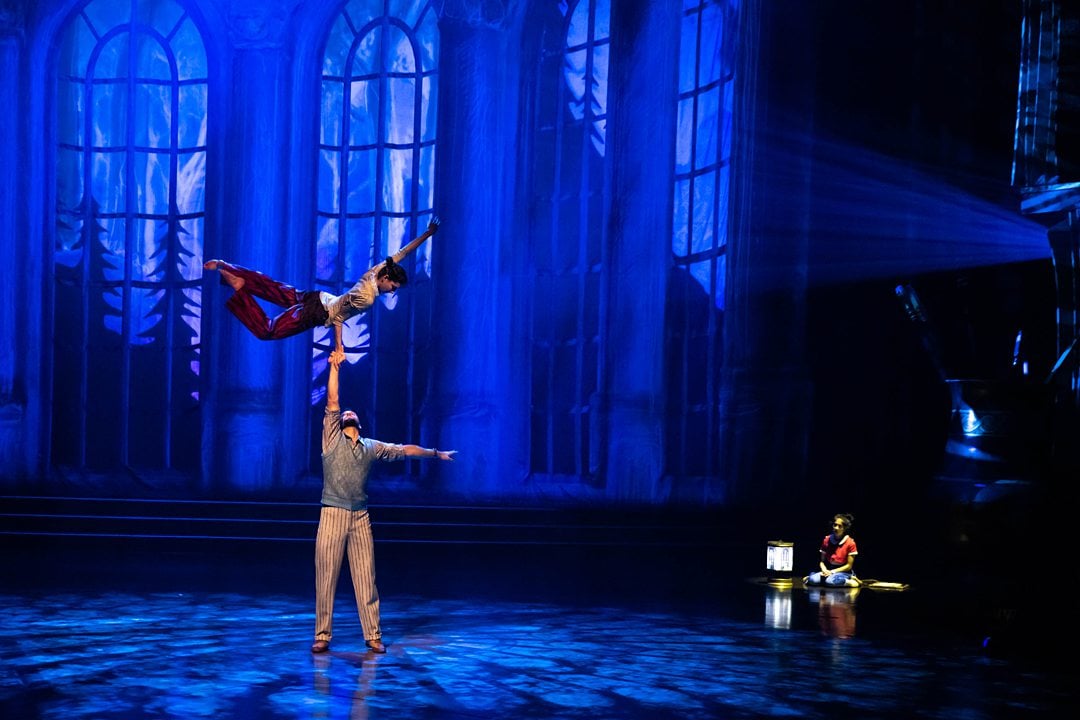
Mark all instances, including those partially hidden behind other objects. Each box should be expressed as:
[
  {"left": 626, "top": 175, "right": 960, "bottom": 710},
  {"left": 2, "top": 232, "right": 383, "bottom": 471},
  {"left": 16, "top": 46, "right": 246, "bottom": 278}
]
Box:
[{"left": 1, "top": 538, "right": 1077, "bottom": 719}]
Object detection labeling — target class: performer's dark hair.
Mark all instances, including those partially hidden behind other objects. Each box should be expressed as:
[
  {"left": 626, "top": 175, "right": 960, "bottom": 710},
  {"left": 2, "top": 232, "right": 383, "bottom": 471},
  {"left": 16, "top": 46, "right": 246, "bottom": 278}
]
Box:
[
  {"left": 377, "top": 257, "right": 408, "bottom": 286},
  {"left": 833, "top": 513, "right": 855, "bottom": 531}
]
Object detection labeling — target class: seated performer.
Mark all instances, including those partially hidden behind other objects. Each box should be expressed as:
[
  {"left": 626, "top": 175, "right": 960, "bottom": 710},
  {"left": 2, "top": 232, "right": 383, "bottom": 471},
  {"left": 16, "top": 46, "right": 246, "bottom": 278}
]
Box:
[
  {"left": 204, "top": 216, "right": 440, "bottom": 353},
  {"left": 803, "top": 513, "right": 860, "bottom": 587}
]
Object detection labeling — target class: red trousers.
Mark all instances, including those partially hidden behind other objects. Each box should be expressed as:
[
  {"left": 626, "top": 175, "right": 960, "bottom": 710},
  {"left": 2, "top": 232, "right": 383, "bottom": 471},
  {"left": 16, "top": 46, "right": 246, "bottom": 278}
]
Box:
[{"left": 220, "top": 263, "right": 328, "bottom": 340}]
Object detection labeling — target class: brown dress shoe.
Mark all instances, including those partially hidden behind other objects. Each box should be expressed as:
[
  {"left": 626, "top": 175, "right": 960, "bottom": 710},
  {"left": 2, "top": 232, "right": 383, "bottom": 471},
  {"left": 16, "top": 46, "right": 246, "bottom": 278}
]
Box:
[
  {"left": 365, "top": 639, "right": 386, "bottom": 654},
  {"left": 311, "top": 640, "right": 330, "bottom": 653}
]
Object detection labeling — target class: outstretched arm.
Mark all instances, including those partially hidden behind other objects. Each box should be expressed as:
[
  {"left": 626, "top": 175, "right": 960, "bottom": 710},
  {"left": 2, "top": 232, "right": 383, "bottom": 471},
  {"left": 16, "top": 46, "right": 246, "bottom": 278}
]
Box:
[
  {"left": 333, "top": 322, "right": 344, "bottom": 355},
  {"left": 390, "top": 216, "right": 441, "bottom": 264},
  {"left": 400, "top": 445, "right": 457, "bottom": 461},
  {"left": 326, "top": 349, "right": 345, "bottom": 412}
]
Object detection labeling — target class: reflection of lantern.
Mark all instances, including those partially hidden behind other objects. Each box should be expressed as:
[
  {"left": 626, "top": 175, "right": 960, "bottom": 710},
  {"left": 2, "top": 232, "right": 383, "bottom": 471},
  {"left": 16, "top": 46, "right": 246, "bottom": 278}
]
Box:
[
  {"left": 764, "top": 587, "right": 792, "bottom": 630},
  {"left": 766, "top": 540, "right": 794, "bottom": 583}
]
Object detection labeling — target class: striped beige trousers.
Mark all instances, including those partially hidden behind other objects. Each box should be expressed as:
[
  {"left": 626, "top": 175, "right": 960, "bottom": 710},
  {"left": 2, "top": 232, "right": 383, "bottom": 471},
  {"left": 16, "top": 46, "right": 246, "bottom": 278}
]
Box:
[{"left": 314, "top": 506, "right": 381, "bottom": 643}]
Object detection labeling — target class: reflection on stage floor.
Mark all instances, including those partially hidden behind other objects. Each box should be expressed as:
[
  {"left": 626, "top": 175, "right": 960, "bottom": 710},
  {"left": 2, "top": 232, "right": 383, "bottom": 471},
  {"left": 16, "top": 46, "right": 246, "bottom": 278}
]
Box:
[{"left": 1, "top": 538, "right": 1077, "bottom": 719}]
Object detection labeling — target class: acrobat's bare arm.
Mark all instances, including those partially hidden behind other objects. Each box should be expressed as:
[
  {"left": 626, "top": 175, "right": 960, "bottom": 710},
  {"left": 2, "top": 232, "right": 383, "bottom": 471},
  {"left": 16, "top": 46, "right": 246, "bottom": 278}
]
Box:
[
  {"left": 400, "top": 445, "right": 457, "bottom": 461},
  {"left": 390, "top": 216, "right": 441, "bottom": 264},
  {"left": 326, "top": 349, "right": 345, "bottom": 412},
  {"left": 333, "top": 323, "right": 344, "bottom": 355}
]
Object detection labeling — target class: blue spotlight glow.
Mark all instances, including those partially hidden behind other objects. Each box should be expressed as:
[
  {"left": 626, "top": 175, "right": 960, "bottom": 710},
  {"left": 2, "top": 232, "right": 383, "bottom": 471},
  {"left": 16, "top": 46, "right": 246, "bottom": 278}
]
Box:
[
  {"left": 944, "top": 440, "right": 1000, "bottom": 462},
  {"left": 772, "top": 136, "right": 1052, "bottom": 285},
  {"left": 960, "top": 408, "right": 981, "bottom": 435}
]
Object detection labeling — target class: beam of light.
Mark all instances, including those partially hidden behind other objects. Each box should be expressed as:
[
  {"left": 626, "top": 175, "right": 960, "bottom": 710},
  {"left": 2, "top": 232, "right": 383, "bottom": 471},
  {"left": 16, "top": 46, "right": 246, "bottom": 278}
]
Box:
[{"left": 758, "top": 131, "right": 1050, "bottom": 286}]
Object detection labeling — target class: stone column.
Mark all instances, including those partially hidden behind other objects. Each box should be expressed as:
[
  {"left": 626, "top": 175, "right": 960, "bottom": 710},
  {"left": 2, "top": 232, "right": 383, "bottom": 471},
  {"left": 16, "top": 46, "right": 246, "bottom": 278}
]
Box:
[
  {"left": 201, "top": 1, "right": 300, "bottom": 492},
  {"left": 0, "top": 6, "right": 28, "bottom": 483},
  {"left": 601, "top": 2, "right": 680, "bottom": 501},
  {"left": 425, "top": 2, "right": 530, "bottom": 496},
  {"left": 720, "top": 0, "right": 814, "bottom": 508}
]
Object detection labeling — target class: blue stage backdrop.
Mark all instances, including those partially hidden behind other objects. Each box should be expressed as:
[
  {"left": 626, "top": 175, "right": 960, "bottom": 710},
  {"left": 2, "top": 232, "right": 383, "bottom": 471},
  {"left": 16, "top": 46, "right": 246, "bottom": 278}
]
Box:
[{"left": 0, "top": 0, "right": 1056, "bottom": 515}]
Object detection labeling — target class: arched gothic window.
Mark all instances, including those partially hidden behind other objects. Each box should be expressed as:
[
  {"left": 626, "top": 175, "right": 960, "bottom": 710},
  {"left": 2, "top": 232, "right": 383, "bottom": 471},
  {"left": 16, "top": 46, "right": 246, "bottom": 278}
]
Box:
[
  {"left": 313, "top": 0, "right": 438, "bottom": 464},
  {"left": 667, "top": 0, "right": 735, "bottom": 478},
  {"left": 529, "top": 0, "right": 611, "bottom": 483},
  {"left": 52, "top": 0, "right": 208, "bottom": 474}
]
